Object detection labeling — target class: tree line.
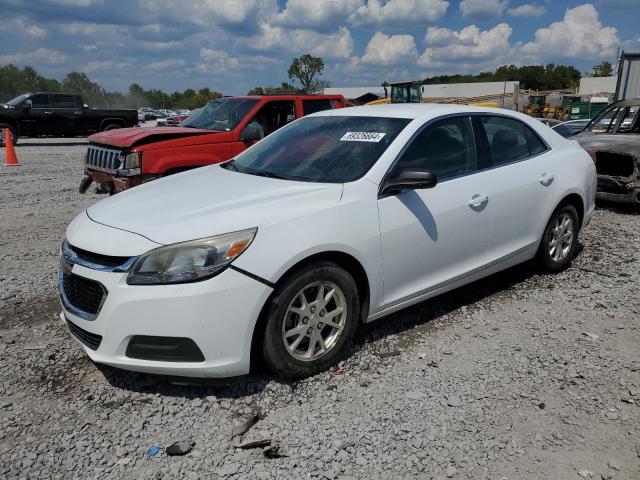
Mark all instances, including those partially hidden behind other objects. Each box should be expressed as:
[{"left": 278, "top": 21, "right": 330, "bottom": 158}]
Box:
[
  {"left": 0, "top": 64, "right": 222, "bottom": 109},
  {"left": 421, "top": 62, "right": 613, "bottom": 91}
]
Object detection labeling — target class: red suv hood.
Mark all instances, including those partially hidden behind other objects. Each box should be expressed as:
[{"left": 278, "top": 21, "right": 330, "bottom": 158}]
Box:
[{"left": 88, "top": 126, "right": 215, "bottom": 149}]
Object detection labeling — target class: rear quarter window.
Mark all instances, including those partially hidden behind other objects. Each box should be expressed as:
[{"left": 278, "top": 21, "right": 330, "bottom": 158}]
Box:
[{"left": 477, "top": 116, "right": 548, "bottom": 167}]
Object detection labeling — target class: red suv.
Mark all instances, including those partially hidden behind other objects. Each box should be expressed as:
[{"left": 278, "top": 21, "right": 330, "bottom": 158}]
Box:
[{"left": 81, "top": 94, "right": 349, "bottom": 193}]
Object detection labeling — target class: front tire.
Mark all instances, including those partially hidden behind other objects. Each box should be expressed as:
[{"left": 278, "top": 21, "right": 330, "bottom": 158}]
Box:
[
  {"left": 537, "top": 204, "right": 579, "bottom": 271},
  {"left": 262, "top": 262, "right": 360, "bottom": 380},
  {"left": 0, "top": 124, "right": 18, "bottom": 146}
]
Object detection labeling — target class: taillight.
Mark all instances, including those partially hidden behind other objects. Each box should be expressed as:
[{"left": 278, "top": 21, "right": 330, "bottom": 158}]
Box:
[{"left": 585, "top": 148, "right": 597, "bottom": 164}]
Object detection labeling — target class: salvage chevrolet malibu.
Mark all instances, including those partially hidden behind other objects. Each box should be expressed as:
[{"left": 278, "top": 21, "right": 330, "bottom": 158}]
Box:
[{"left": 59, "top": 105, "right": 596, "bottom": 379}]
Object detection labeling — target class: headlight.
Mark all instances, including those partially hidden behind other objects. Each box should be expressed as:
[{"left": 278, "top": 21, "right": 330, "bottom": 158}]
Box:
[
  {"left": 126, "top": 228, "right": 257, "bottom": 285},
  {"left": 124, "top": 152, "right": 141, "bottom": 170}
]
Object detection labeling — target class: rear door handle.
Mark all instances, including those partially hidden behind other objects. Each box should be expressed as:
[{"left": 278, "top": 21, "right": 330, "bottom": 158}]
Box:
[
  {"left": 540, "top": 173, "right": 554, "bottom": 186},
  {"left": 468, "top": 194, "right": 488, "bottom": 207},
  {"left": 44, "top": 111, "right": 53, "bottom": 115}
]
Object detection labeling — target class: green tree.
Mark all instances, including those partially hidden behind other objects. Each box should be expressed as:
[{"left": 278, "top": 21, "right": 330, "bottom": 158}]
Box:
[
  {"left": 247, "top": 82, "right": 298, "bottom": 95},
  {"left": 592, "top": 61, "right": 613, "bottom": 77},
  {"left": 62, "top": 72, "right": 105, "bottom": 106},
  {"left": 287, "top": 54, "right": 329, "bottom": 92}
]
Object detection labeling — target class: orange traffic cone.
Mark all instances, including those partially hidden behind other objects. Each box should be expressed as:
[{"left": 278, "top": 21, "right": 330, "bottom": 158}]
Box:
[{"left": 3, "top": 128, "right": 20, "bottom": 166}]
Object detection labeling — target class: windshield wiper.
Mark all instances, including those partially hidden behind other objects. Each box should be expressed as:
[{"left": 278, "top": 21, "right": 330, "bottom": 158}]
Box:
[
  {"left": 222, "top": 160, "right": 239, "bottom": 172},
  {"left": 249, "top": 170, "right": 287, "bottom": 180}
]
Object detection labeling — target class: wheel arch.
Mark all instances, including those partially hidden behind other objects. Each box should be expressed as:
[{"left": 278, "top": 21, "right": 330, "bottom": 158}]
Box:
[
  {"left": 561, "top": 192, "right": 585, "bottom": 227},
  {"left": 99, "top": 118, "right": 125, "bottom": 130},
  {"left": 536, "top": 191, "right": 585, "bottom": 252},
  {"left": 249, "top": 250, "right": 370, "bottom": 370}
]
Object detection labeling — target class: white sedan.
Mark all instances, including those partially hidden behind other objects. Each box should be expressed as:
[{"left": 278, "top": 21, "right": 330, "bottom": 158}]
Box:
[{"left": 59, "top": 104, "right": 596, "bottom": 379}]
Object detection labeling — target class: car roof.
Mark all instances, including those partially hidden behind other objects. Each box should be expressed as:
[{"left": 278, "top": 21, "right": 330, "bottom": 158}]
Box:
[
  {"left": 234, "top": 94, "right": 344, "bottom": 100},
  {"left": 311, "top": 103, "right": 522, "bottom": 120}
]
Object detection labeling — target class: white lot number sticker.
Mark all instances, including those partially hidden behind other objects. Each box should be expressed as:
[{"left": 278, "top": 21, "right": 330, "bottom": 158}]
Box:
[{"left": 340, "top": 131, "right": 386, "bottom": 142}]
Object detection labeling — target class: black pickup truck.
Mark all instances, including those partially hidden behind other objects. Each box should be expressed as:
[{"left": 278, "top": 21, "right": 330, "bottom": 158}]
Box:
[{"left": 0, "top": 92, "right": 138, "bottom": 145}]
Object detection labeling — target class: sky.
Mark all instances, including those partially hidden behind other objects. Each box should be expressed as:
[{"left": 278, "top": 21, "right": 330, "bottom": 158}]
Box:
[{"left": 0, "top": 0, "right": 639, "bottom": 95}]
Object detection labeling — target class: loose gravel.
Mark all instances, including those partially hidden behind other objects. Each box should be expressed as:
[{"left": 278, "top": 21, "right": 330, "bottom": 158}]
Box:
[{"left": 0, "top": 143, "right": 639, "bottom": 479}]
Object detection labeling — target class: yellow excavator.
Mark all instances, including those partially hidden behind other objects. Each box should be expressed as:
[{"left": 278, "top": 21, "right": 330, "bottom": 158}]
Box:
[{"left": 367, "top": 81, "right": 423, "bottom": 105}]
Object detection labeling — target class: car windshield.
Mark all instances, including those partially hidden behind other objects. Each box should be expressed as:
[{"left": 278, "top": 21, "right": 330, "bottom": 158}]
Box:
[
  {"left": 222, "top": 116, "right": 410, "bottom": 183},
  {"left": 181, "top": 98, "right": 258, "bottom": 131},
  {"left": 6, "top": 94, "right": 29, "bottom": 106}
]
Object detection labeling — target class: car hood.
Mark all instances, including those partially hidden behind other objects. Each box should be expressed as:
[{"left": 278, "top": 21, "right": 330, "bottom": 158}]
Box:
[
  {"left": 88, "top": 126, "right": 215, "bottom": 149},
  {"left": 574, "top": 133, "right": 640, "bottom": 156},
  {"left": 87, "top": 165, "right": 344, "bottom": 245}
]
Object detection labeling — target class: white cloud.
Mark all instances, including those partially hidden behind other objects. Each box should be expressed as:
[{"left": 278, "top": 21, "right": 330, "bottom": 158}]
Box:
[
  {"left": 246, "top": 24, "right": 354, "bottom": 60},
  {"left": 459, "top": 0, "right": 508, "bottom": 19},
  {"left": 520, "top": 4, "right": 619, "bottom": 58},
  {"left": 0, "top": 48, "right": 67, "bottom": 66},
  {"left": 349, "top": 0, "right": 449, "bottom": 25},
  {"left": 145, "top": 58, "right": 186, "bottom": 71},
  {"left": 507, "top": 4, "right": 546, "bottom": 17},
  {"left": 196, "top": 48, "right": 279, "bottom": 73},
  {"left": 83, "top": 60, "right": 131, "bottom": 72},
  {"left": 141, "top": 0, "right": 279, "bottom": 28},
  {"left": 198, "top": 48, "right": 241, "bottom": 70},
  {"left": 277, "top": 0, "right": 363, "bottom": 29},
  {"left": 49, "top": 0, "right": 95, "bottom": 5},
  {"left": 25, "top": 25, "right": 47, "bottom": 39},
  {"left": 419, "top": 23, "right": 513, "bottom": 68},
  {"left": 0, "top": 18, "right": 48, "bottom": 39},
  {"left": 361, "top": 32, "right": 418, "bottom": 65}
]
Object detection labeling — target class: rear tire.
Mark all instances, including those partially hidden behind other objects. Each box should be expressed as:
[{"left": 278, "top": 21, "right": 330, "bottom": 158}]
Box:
[
  {"left": 262, "top": 262, "right": 360, "bottom": 380},
  {"left": 537, "top": 203, "right": 579, "bottom": 271},
  {"left": 102, "top": 123, "right": 121, "bottom": 131},
  {"left": 0, "top": 124, "right": 18, "bottom": 146}
]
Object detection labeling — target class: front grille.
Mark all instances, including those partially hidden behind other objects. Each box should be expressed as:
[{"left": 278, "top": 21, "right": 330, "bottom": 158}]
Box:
[
  {"left": 86, "top": 145, "right": 123, "bottom": 173},
  {"left": 62, "top": 271, "right": 106, "bottom": 316},
  {"left": 68, "top": 243, "right": 132, "bottom": 269},
  {"left": 66, "top": 318, "right": 102, "bottom": 350}
]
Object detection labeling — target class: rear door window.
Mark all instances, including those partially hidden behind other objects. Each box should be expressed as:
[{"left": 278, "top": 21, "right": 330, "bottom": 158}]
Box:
[
  {"left": 30, "top": 94, "right": 50, "bottom": 108},
  {"left": 474, "top": 116, "right": 547, "bottom": 168},
  {"left": 52, "top": 95, "right": 77, "bottom": 108},
  {"left": 302, "top": 99, "right": 334, "bottom": 115}
]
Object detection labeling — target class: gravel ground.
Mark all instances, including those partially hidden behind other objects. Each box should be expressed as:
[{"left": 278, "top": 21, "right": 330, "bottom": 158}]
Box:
[{"left": 1, "top": 144, "right": 639, "bottom": 479}]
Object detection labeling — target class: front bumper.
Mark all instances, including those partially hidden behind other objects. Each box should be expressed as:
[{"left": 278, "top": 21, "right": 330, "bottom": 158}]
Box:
[
  {"left": 84, "top": 169, "right": 149, "bottom": 193},
  {"left": 59, "top": 263, "right": 273, "bottom": 378}
]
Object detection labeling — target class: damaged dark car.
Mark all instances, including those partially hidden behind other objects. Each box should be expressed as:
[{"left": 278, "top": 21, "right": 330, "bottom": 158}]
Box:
[{"left": 574, "top": 99, "right": 640, "bottom": 205}]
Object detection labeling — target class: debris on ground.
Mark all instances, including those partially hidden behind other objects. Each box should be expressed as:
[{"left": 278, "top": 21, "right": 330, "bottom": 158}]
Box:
[
  {"left": 234, "top": 438, "right": 272, "bottom": 450},
  {"left": 263, "top": 441, "right": 288, "bottom": 459},
  {"left": 378, "top": 350, "right": 401, "bottom": 358},
  {"left": 146, "top": 445, "right": 161, "bottom": 458},
  {"left": 165, "top": 440, "right": 195, "bottom": 456}
]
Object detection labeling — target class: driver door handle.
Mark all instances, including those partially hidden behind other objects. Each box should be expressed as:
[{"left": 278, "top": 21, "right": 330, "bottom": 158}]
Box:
[
  {"left": 540, "top": 173, "right": 554, "bottom": 186},
  {"left": 468, "top": 194, "right": 488, "bottom": 207}
]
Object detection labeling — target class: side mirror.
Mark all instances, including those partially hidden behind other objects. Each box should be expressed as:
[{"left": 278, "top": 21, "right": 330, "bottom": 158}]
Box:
[
  {"left": 381, "top": 169, "right": 437, "bottom": 196},
  {"left": 22, "top": 100, "right": 32, "bottom": 112},
  {"left": 240, "top": 125, "right": 261, "bottom": 142}
]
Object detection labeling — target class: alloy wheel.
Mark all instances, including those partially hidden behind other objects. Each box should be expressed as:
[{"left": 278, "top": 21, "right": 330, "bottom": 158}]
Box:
[
  {"left": 281, "top": 281, "right": 347, "bottom": 362},
  {"left": 548, "top": 212, "right": 574, "bottom": 263}
]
